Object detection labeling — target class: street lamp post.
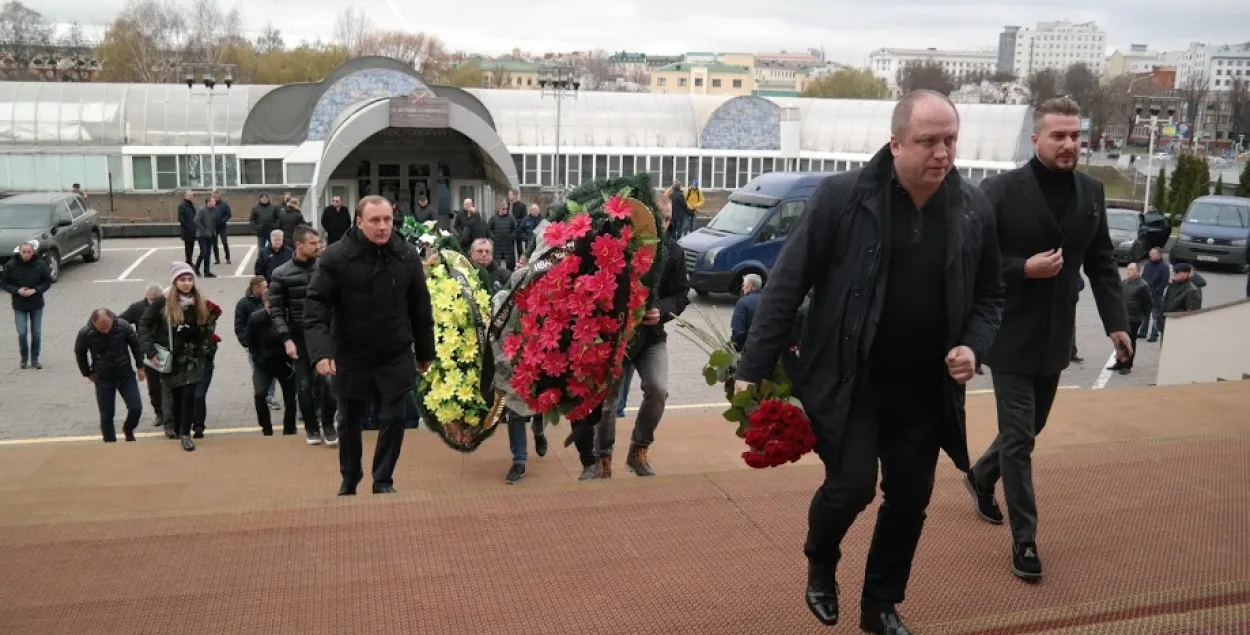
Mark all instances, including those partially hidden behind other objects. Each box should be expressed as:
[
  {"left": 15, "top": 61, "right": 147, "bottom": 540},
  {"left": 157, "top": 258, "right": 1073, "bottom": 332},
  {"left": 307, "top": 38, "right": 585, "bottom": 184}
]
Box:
[
  {"left": 180, "top": 63, "right": 234, "bottom": 189},
  {"left": 1134, "top": 102, "right": 1175, "bottom": 214},
  {"left": 538, "top": 63, "right": 581, "bottom": 192}
]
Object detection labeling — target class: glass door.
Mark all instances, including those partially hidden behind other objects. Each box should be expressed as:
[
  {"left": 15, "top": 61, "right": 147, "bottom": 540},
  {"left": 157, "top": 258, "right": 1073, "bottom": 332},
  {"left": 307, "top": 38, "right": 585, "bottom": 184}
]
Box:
[
  {"left": 325, "top": 180, "right": 359, "bottom": 213},
  {"left": 451, "top": 180, "right": 481, "bottom": 213}
]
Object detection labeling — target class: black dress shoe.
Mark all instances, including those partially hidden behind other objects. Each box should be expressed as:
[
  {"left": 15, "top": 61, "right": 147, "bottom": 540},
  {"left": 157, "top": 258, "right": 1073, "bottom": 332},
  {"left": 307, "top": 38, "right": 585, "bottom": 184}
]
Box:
[
  {"left": 180, "top": 435, "right": 196, "bottom": 452},
  {"left": 372, "top": 484, "right": 396, "bottom": 495},
  {"left": 534, "top": 433, "right": 548, "bottom": 457},
  {"left": 1012, "top": 542, "right": 1043, "bottom": 581},
  {"left": 124, "top": 430, "right": 136, "bottom": 442},
  {"left": 192, "top": 428, "right": 204, "bottom": 439},
  {"left": 962, "top": 472, "right": 1004, "bottom": 524},
  {"left": 860, "top": 607, "right": 912, "bottom": 635},
  {"left": 804, "top": 563, "right": 839, "bottom": 626},
  {"left": 338, "top": 475, "right": 362, "bottom": 496},
  {"left": 164, "top": 424, "right": 178, "bottom": 439}
]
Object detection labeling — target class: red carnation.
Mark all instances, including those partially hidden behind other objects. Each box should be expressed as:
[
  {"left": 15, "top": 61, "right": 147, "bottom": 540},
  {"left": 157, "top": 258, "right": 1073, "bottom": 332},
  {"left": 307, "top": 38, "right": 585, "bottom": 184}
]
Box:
[
  {"left": 604, "top": 195, "right": 631, "bottom": 220},
  {"left": 632, "top": 246, "right": 656, "bottom": 275},
  {"left": 566, "top": 214, "right": 593, "bottom": 240}
]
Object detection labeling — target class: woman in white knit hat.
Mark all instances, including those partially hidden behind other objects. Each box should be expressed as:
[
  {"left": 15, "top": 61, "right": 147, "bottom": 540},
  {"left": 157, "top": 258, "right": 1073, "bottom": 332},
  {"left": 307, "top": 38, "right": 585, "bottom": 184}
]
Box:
[{"left": 137, "top": 262, "right": 221, "bottom": 451}]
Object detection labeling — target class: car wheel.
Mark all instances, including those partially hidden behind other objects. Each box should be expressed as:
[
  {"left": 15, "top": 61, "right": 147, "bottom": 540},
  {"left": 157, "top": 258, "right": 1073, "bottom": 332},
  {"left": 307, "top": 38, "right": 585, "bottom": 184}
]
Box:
[
  {"left": 82, "top": 231, "right": 102, "bottom": 262},
  {"left": 44, "top": 250, "right": 60, "bottom": 283}
]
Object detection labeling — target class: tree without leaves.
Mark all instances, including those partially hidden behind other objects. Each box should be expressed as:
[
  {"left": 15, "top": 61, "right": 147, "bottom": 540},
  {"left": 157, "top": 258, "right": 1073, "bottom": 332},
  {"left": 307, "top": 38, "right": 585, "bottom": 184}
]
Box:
[
  {"left": 801, "top": 67, "right": 887, "bottom": 99},
  {"left": 358, "top": 30, "right": 450, "bottom": 81},
  {"left": 96, "top": 0, "right": 186, "bottom": 83},
  {"left": 1229, "top": 77, "right": 1250, "bottom": 144},
  {"left": 1026, "top": 69, "right": 1062, "bottom": 107},
  {"left": 183, "top": 0, "right": 243, "bottom": 67},
  {"left": 580, "top": 50, "right": 617, "bottom": 91},
  {"left": 1175, "top": 74, "right": 1208, "bottom": 147},
  {"left": 483, "top": 63, "right": 513, "bottom": 89},
  {"left": 897, "top": 60, "right": 954, "bottom": 95},
  {"left": 0, "top": 0, "right": 53, "bottom": 77},
  {"left": 254, "top": 23, "right": 283, "bottom": 55},
  {"left": 332, "top": 7, "right": 370, "bottom": 58}
]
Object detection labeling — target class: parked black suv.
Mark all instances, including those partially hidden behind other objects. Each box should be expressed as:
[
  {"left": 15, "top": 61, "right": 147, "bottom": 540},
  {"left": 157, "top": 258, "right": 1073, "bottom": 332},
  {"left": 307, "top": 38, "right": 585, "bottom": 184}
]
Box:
[{"left": 0, "top": 193, "right": 102, "bottom": 282}]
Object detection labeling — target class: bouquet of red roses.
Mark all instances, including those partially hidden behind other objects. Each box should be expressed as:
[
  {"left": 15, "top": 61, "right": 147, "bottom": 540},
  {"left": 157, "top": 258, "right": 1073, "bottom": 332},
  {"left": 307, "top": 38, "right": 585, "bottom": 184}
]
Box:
[
  {"left": 499, "top": 189, "right": 659, "bottom": 423},
  {"left": 741, "top": 399, "right": 817, "bottom": 468}
]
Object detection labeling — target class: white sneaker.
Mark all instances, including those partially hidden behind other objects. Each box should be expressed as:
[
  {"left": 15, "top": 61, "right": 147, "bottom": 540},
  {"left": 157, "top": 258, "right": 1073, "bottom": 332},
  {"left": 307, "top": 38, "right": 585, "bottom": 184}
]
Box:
[{"left": 305, "top": 432, "right": 322, "bottom": 446}]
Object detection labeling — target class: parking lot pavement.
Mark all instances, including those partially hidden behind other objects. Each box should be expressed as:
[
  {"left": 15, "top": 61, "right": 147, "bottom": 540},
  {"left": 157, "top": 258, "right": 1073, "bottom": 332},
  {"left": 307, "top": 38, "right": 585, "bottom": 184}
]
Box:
[{"left": 1, "top": 237, "right": 1245, "bottom": 441}]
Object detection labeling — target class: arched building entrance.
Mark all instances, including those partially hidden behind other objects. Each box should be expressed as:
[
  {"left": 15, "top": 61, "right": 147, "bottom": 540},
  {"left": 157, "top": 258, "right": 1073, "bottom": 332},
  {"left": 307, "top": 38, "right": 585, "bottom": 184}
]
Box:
[{"left": 240, "top": 57, "right": 517, "bottom": 227}]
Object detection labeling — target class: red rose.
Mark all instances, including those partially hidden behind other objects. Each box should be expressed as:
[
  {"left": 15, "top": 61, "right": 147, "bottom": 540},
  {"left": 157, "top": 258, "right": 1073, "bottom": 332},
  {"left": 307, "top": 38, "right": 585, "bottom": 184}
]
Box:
[{"left": 742, "top": 450, "right": 770, "bottom": 469}]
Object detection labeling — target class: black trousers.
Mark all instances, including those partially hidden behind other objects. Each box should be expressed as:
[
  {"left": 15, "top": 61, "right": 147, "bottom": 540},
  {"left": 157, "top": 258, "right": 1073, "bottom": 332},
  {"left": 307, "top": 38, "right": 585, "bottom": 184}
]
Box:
[
  {"left": 183, "top": 239, "right": 196, "bottom": 265},
  {"left": 1124, "top": 319, "right": 1142, "bottom": 370},
  {"left": 291, "top": 333, "right": 334, "bottom": 434},
  {"left": 144, "top": 369, "right": 163, "bottom": 420},
  {"left": 213, "top": 230, "right": 231, "bottom": 263},
  {"left": 971, "top": 372, "right": 1062, "bottom": 544},
  {"left": 805, "top": 378, "right": 941, "bottom": 611},
  {"left": 338, "top": 393, "right": 407, "bottom": 487},
  {"left": 169, "top": 384, "right": 198, "bottom": 437},
  {"left": 253, "top": 362, "right": 296, "bottom": 434}
]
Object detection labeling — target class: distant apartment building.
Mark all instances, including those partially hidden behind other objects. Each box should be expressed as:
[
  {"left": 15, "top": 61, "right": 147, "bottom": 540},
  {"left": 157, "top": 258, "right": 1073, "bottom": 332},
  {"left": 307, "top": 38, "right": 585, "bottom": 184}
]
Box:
[
  {"left": 1175, "top": 42, "right": 1250, "bottom": 91},
  {"left": 868, "top": 47, "right": 998, "bottom": 91},
  {"left": 651, "top": 61, "right": 754, "bottom": 96},
  {"left": 1106, "top": 44, "right": 1167, "bottom": 78},
  {"left": 998, "top": 21, "right": 1107, "bottom": 77},
  {"left": 476, "top": 59, "right": 542, "bottom": 90}
]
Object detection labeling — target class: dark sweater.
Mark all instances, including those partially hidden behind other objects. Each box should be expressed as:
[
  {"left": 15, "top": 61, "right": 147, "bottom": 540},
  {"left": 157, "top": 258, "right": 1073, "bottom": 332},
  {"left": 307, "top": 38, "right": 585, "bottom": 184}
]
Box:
[{"left": 1029, "top": 156, "right": 1076, "bottom": 220}]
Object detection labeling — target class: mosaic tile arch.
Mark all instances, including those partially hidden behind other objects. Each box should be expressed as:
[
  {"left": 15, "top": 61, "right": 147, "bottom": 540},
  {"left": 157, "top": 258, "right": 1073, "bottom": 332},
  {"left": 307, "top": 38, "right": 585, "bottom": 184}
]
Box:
[
  {"left": 307, "top": 69, "right": 435, "bottom": 141},
  {"left": 699, "top": 96, "right": 782, "bottom": 151}
]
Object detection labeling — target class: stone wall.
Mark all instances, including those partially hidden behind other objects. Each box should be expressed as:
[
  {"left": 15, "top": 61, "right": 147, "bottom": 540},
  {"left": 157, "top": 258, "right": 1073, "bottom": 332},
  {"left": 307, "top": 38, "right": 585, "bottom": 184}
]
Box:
[{"left": 699, "top": 96, "right": 781, "bottom": 151}]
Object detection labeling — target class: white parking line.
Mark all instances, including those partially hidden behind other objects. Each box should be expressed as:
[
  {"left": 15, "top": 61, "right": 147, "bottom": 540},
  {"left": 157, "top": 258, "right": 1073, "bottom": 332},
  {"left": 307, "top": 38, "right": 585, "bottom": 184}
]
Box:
[
  {"left": 234, "top": 245, "right": 257, "bottom": 277},
  {"left": 1091, "top": 350, "right": 1118, "bottom": 390},
  {"left": 116, "top": 248, "right": 158, "bottom": 281}
]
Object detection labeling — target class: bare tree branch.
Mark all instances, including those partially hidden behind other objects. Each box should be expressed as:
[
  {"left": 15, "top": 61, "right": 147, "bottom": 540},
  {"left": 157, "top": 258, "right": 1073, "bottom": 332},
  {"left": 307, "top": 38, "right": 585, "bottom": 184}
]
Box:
[
  {"left": 332, "top": 7, "right": 370, "bottom": 58},
  {"left": 0, "top": 0, "right": 53, "bottom": 79}
]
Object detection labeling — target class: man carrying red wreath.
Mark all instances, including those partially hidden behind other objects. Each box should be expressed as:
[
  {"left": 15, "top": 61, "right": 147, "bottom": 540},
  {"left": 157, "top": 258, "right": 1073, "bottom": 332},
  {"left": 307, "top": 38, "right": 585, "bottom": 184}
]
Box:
[
  {"left": 734, "top": 90, "right": 1005, "bottom": 635},
  {"left": 588, "top": 194, "right": 689, "bottom": 479}
]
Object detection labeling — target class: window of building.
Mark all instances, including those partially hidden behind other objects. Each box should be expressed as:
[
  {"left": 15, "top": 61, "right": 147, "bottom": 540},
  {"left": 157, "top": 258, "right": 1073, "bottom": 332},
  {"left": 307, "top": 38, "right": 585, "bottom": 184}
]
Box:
[
  {"left": 661, "top": 156, "right": 674, "bottom": 184},
  {"left": 132, "top": 156, "right": 154, "bottom": 190},
  {"left": 678, "top": 78, "right": 688, "bottom": 87},
  {"left": 607, "top": 155, "right": 621, "bottom": 179},
  {"left": 595, "top": 154, "right": 609, "bottom": 181},
  {"left": 732, "top": 79, "right": 743, "bottom": 88},
  {"left": 694, "top": 78, "right": 703, "bottom": 87},
  {"left": 656, "top": 77, "right": 667, "bottom": 87},
  {"left": 712, "top": 79, "right": 722, "bottom": 88},
  {"left": 566, "top": 154, "right": 580, "bottom": 187},
  {"left": 156, "top": 156, "right": 178, "bottom": 189},
  {"left": 286, "top": 163, "right": 315, "bottom": 185},
  {"left": 540, "top": 155, "right": 553, "bottom": 187},
  {"left": 674, "top": 156, "right": 688, "bottom": 185},
  {"left": 581, "top": 155, "right": 594, "bottom": 183},
  {"left": 524, "top": 154, "right": 538, "bottom": 185}
]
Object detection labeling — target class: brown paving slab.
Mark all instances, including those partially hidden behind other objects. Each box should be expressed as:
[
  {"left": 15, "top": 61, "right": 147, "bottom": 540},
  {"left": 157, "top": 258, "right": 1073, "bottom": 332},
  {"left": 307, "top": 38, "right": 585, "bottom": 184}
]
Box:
[{"left": 0, "top": 382, "right": 1248, "bottom": 635}]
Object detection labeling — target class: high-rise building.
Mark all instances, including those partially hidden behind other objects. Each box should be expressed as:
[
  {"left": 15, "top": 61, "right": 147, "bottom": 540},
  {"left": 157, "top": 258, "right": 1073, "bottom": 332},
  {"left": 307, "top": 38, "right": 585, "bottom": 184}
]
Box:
[
  {"left": 997, "top": 21, "right": 1107, "bottom": 77},
  {"left": 1175, "top": 42, "right": 1250, "bottom": 91}
]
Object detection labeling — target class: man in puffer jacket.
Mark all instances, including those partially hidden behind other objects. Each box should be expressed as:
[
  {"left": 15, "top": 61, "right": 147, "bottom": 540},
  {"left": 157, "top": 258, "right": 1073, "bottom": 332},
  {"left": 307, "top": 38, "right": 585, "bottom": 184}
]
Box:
[
  {"left": 487, "top": 205, "right": 518, "bottom": 269},
  {"left": 249, "top": 193, "right": 281, "bottom": 251},
  {"left": 236, "top": 275, "right": 279, "bottom": 410}
]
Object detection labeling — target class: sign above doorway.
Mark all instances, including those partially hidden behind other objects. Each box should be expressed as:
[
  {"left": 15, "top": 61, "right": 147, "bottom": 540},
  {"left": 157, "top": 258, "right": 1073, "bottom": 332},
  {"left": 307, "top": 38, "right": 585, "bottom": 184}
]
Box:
[{"left": 389, "top": 95, "right": 451, "bottom": 128}]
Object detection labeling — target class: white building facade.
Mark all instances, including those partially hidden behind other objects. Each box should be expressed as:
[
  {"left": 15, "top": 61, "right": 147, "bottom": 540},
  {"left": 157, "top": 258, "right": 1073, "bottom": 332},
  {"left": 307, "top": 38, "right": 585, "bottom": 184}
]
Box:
[
  {"left": 868, "top": 47, "right": 998, "bottom": 89},
  {"left": 998, "top": 21, "right": 1107, "bottom": 77},
  {"left": 1106, "top": 44, "right": 1167, "bottom": 78},
  {"left": 1175, "top": 42, "right": 1250, "bottom": 91}
]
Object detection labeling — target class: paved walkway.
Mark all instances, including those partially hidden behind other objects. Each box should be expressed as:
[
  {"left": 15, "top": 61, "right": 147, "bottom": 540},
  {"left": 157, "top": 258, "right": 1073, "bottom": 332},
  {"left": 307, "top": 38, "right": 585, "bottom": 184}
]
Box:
[{"left": 1, "top": 382, "right": 1248, "bottom": 635}]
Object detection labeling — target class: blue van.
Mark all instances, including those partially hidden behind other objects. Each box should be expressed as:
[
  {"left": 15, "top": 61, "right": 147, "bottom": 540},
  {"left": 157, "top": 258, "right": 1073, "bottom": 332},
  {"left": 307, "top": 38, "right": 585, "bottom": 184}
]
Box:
[
  {"left": 678, "top": 172, "right": 830, "bottom": 296},
  {"left": 1170, "top": 195, "right": 1250, "bottom": 269}
]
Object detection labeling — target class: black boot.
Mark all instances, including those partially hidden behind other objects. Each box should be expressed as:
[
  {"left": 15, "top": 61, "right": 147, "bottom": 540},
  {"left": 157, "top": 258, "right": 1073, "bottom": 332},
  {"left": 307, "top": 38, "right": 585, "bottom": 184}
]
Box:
[
  {"left": 804, "top": 563, "right": 839, "bottom": 626},
  {"left": 372, "top": 483, "right": 396, "bottom": 495},
  {"left": 164, "top": 423, "right": 178, "bottom": 439},
  {"left": 180, "top": 435, "right": 195, "bottom": 452},
  {"left": 338, "top": 474, "right": 362, "bottom": 496}
]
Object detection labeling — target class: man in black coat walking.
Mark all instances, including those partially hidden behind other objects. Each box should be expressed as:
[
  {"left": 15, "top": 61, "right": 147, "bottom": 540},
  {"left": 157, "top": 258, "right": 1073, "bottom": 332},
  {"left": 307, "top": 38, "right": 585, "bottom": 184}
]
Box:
[
  {"left": 177, "top": 190, "right": 197, "bottom": 266},
  {"left": 305, "top": 195, "right": 436, "bottom": 496},
  {"left": 320, "top": 195, "right": 351, "bottom": 244},
  {"left": 75, "top": 309, "right": 146, "bottom": 442},
  {"left": 965, "top": 97, "right": 1130, "bottom": 582},
  {"left": 735, "top": 91, "right": 1004, "bottom": 635}
]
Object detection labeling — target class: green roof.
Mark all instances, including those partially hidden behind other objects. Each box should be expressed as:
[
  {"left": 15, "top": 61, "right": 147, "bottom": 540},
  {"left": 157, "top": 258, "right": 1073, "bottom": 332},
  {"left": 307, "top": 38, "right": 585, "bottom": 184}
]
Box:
[
  {"left": 755, "top": 89, "right": 799, "bottom": 97},
  {"left": 456, "top": 57, "right": 538, "bottom": 73},
  {"left": 655, "top": 62, "right": 750, "bottom": 75}
]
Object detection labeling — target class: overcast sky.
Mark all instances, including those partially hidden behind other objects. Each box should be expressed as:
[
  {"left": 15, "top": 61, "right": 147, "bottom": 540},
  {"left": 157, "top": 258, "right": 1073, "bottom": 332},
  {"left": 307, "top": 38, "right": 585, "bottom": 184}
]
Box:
[{"left": 34, "top": 0, "right": 1250, "bottom": 66}]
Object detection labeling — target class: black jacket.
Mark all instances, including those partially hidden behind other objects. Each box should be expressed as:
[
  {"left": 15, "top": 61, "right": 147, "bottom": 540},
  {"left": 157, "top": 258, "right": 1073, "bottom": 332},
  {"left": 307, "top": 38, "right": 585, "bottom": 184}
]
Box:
[
  {"left": 487, "top": 213, "right": 518, "bottom": 252},
  {"left": 214, "top": 198, "right": 233, "bottom": 230},
  {"left": 250, "top": 202, "right": 281, "bottom": 238},
  {"left": 484, "top": 261, "right": 511, "bottom": 293},
  {"left": 320, "top": 206, "right": 351, "bottom": 244},
  {"left": 266, "top": 256, "right": 317, "bottom": 341},
  {"left": 983, "top": 163, "right": 1128, "bottom": 376},
  {"left": 737, "top": 145, "right": 1004, "bottom": 471},
  {"left": 0, "top": 256, "right": 52, "bottom": 311},
  {"left": 510, "top": 200, "right": 528, "bottom": 221},
  {"left": 305, "top": 227, "right": 437, "bottom": 402},
  {"left": 457, "top": 213, "right": 490, "bottom": 250},
  {"left": 278, "top": 207, "right": 307, "bottom": 243},
  {"left": 119, "top": 298, "right": 151, "bottom": 327},
  {"left": 635, "top": 234, "right": 691, "bottom": 350},
  {"left": 75, "top": 315, "right": 142, "bottom": 382},
  {"left": 234, "top": 291, "right": 264, "bottom": 346},
  {"left": 1161, "top": 279, "right": 1202, "bottom": 315},
  {"left": 177, "top": 200, "right": 197, "bottom": 240},
  {"left": 1122, "top": 277, "right": 1153, "bottom": 323},
  {"left": 244, "top": 308, "right": 290, "bottom": 374},
  {"left": 731, "top": 290, "right": 761, "bottom": 350},
  {"left": 254, "top": 244, "right": 293, "bottom": 280},
  {"left": 412, "top": 203, "right": 436, "bottom": 224}
]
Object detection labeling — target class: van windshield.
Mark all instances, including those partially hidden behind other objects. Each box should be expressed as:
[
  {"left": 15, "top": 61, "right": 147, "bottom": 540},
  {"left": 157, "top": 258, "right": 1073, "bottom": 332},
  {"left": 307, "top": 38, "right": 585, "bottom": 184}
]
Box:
[
  {"left": 706, "top": 200, "right": 773, "bottom": 235},
  {"left": 1186, "top": 201, "right": 1249, "bottom": 228}
]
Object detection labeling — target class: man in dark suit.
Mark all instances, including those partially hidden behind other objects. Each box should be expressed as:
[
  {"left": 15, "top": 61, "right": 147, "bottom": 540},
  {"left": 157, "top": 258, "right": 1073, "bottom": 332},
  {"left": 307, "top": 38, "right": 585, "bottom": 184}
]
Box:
[
  {"left": 963, "top": 97, "right": 1131, "bottom": 582},
  {"left": 736, "top": 90, "right": 1004, "bottom": 635}
]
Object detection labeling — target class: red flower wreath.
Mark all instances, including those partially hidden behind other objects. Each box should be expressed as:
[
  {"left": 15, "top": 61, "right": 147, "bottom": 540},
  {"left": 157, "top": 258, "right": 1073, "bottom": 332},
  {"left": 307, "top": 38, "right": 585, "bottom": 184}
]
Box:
[
  {"left": 741, "top": 399, "right": 817, "bottom": 468},
  {"left": 502, "top": 194, "right": 655, "bottom": 423}
]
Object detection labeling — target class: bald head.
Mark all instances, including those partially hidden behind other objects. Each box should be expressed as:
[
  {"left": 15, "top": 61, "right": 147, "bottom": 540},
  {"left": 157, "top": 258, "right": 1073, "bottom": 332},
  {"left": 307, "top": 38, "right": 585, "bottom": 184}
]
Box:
[{"left": 891, "top": 90, "right": 959, "bottom": 139}]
